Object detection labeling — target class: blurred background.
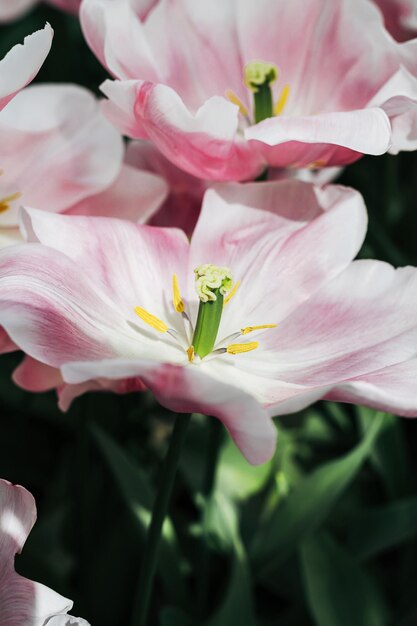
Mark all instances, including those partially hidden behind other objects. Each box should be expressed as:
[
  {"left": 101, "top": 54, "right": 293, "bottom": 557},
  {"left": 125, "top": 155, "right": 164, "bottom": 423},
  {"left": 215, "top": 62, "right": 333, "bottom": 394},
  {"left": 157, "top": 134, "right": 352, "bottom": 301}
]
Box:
[{"left": 1, "top": 6, "right": 417, "bottom": 626}]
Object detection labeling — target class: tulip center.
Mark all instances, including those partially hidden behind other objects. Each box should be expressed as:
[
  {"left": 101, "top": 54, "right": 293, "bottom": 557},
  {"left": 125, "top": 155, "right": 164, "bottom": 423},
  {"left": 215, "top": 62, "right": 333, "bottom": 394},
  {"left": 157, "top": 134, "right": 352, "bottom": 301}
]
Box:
[
  {"left": 0, "top": 191, "right": 22, "bottom": 214},
  {"left": 226, "top": 60, "right": 290, "bottom": 125},
  {"left": 133, "top": 265, "right": 277, "bottom": 364}
]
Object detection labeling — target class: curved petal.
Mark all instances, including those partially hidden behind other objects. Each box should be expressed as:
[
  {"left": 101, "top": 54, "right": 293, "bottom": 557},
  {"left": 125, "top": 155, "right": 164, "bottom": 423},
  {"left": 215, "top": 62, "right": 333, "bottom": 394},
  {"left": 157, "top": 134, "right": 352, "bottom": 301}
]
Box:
[
  {"left": 0, "top": 243, "right": 134, "bottom": 367},
  {"left": 190, "top": 183, "right": 367, "bottom": 334},
  {"left": 0, "top": 327, "right": 17, "bottom": 354},
  {"left": 61, "top": 358, "right": 277, "bottom": 465},
  {"left": 0, "top": 480, "right": 73, "bottom": 626},
  {"left": 13, "top": 357, "right": 63, "bottom": 392},
  {"left": 369, "top": 66, "right": 417, "bottom": 152},
  {"left": 0, "top": 479, "right": 35, "bottom": 564},
  {"left": 20, "top": 207, "right": 190, "bottom": 321},
  {"left": 0, "top": 25, "right": 53, "bottom": 111},
  {"left": 66, "top": 163, "right": 168, "bottom": 222},
  {"left": 0, "top": 84, "right": 124, "bottom": 227},
  {"left": 264, "top": 260, "right": 417, "bottom": 390},
  {"left": 325, "top": 358, "right": 417, "bottom": 416},
  {"left": 245, "top": 108, "right": 391, "bottom": 159},
  {"left": 101, "top": 79, "right": 264, "bottom": 181}
]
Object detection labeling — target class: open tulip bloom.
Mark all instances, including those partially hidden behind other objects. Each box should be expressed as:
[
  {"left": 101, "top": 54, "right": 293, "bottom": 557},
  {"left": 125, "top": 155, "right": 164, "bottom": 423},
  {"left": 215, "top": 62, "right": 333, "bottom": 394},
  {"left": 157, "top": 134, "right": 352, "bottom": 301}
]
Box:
[
  {"left": 2, "top": 181, "right": 417, "bottom": 465},
  {"left": 0, "top": 478, "right": 89, "bottom": 625},
  {"left": 81, "top": 0, "right": 417, "bottom": 181}
]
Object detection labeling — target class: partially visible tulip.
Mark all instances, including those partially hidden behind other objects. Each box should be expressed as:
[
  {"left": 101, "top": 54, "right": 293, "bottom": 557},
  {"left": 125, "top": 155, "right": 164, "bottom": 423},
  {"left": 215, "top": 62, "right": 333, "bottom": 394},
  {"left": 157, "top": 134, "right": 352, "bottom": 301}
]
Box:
[
  {"left": 0, "top": 478, "right": 90, "bottom": 625},
  {"left": 81, "top": 0, "right": 417, "bottom": 181},
  {"left": 3, "top": 182, "right": 417, "bottom": 464},
  {"left": 0, "top": 24, "right": 52, "bottom": 112},
  {"left": 0, "top": 83, "right": 167, "bottom": 248}
]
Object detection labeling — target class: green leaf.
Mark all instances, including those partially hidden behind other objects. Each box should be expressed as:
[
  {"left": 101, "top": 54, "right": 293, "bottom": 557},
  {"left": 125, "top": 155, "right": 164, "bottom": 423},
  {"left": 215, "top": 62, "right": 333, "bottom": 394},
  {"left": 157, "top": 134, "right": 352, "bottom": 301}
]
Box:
[
  {"left": 90, "top": 423, "right": 188, "bottom": 605},
  {"left": 357, "top": 408, "right": 409, "bottom": 498},
  {"left": 215, "top": 436, "right": 273, "bottom": 501},
  {"left": 203, "top": 493, "right": 257, "bottom": 626},
  {"left": 300, "top": 532, "right": 388, "bottom": 626},
  {"left": 251, "top": 413, "right": 384, "bottom": 577},
  {"left": 346, "top": 496, "right": 417, "bottom": 560}
]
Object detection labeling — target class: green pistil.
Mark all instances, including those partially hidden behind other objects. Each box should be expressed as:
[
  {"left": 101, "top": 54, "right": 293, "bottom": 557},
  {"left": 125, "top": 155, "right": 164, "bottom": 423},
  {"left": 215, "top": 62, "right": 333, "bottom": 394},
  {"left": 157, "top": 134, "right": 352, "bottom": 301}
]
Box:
[
  {"left": 192, "top": 264, "right": 233, "bottom": 359},
  {"left": 244, "top": 61, "right": 278, "bottom": 124}
]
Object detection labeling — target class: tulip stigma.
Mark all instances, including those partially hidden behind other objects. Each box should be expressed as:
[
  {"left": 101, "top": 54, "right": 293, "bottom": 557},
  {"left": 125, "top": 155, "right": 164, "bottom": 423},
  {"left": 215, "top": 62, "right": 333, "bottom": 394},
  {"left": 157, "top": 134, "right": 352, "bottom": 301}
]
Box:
[
  {"left": 192, "top": 264, "right": 233, "bottom": 358},
  {"left": 244, "top": 61, "right": 278, "bottom": 123}
]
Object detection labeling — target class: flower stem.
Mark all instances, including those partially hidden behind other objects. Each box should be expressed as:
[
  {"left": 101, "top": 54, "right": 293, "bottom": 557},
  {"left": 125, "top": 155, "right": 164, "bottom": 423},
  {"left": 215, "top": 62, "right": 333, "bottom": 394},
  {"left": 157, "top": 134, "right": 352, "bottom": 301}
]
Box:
[{"left": 132, "top": 413, "right": 191, "bottom": 626}]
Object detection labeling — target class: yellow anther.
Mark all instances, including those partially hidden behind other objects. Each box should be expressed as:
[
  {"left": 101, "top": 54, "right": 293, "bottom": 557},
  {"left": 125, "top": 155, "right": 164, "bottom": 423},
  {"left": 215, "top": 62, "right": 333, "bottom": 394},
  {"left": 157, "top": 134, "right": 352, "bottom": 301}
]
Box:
[
  {"left": 172, "top": 274, "right": 184, "bottom": 313},
  {"left": 274, "top": 85, "right": 290, "bottom": 116},
  {"left": 187, "top": 346, "right": 195, "bottom": 363},
  {"left": 134, "top": 306, "right": 168, "bottom": 333},
  {"left": 0, "top": 191, "right": 22, "bottom": 214},
  {"left": 306, "top": 159, "right": 327, "bottom": 170},
  {"left": 225, "top": 89, "right": 249, "bottom": 117},
  {"left": 223, "top": 280, "right": 240, "bottom": 306},
  {"left": 227, "top": 341, "right": 259, "bottom": 355},
  {"left": 241, "top": 324, "right": 277, "bottom": 335}
]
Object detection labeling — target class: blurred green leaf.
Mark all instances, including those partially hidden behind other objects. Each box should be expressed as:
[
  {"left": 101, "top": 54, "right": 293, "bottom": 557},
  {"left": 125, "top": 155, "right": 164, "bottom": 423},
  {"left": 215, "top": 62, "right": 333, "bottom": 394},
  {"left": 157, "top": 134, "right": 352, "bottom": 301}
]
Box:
[
  {"left": 358, "top": 408, "right": 409, "bottom": 499},
  {"left": 251, "top": 413, "right": 385, "bottom": 577},
  {"left": 300, "top": 532, "right": 388, "bottom": 626},
  {"left": 160, "top": 608, "right": 196, "bottom": 626},
  {"left": 91, "top": 423, "right": 188, "bottom": 605},
  {"left": 346, "top": 497, "right": 417, "bottom": 560},
  {"left": 203, "top": 493, "right": 257, "bottom": 626},
  {"left": 215, "top": 436, "right": 273, "bottom": 502}
]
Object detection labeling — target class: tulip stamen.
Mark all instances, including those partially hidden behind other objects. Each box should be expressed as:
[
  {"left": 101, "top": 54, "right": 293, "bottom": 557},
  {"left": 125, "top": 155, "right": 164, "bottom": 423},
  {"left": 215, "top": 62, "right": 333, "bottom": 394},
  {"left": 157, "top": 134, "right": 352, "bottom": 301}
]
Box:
[
  {"left": 134, "top": 306, "right": 169, "bottom": 333},
  {"left": 224, "top": 280, "right": 240, "bottom": 306},
  {"left": 227, "top": 342, "right": 259, "bottom": 355},
  {"left": 0, "top": 191, "right": 22, "bottom": 214},
  {"left": 274, "top": 85, "right": 290, "bottom": 116},
  {"left": 172, "top": 274, "right": 184, "bottom": 313},
  {"left": 225, "top": 89, "right": 250, "bottom": 119},
  {"left": 241, "top": 324, "right": 277, "bottom": 335}
]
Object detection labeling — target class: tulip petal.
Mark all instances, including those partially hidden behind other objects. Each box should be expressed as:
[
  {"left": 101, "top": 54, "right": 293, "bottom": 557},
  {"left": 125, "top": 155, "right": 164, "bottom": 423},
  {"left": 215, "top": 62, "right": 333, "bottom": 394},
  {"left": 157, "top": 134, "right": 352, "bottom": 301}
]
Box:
[
  {"left": 0, "top": 25, "right": 53, "bottom": 111},
  {"left": 245, "top": 108, "right": 391, "bottom": 162},
  {"left": 264, "top": 260, "right": 417, "bottom": 389},
  {"left": 66, "top": 163, "right": 168, "bottom": 222},
  {"left": 20, "top": 206, "right": 190, "bottom": 317},
  {"left": 190, "top": 183, "right": 367, "bottom": 335},
  {"left": 0, "top": 480, "right": 72, "bottom": 625},
  {"left": 62, "top": 358, "right": 277, "bottom": 465},
  {"left": 0, "top": 84, "right": 124, "bottom": 227}
]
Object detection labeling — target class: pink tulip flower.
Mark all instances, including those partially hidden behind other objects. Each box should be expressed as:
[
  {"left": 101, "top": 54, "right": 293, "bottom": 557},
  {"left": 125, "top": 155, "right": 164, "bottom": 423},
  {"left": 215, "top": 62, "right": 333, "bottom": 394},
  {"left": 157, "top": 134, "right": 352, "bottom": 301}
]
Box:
[
  {"left": 0, "top": 0, "right": 80, "bottom": 20},
  {"left": 372, "top": 0, "right": 417, "bottom": 40},
  {"left": 81, "top": 0, "right": 417, "bottom": 181},
  {"left": 0, "top": 24, "right": 52, "bottom": 112},
  {"left": 2, "top": 181, "right": 417, "bottom": 465},
  {"left": 0, "top": 478, "right": 89, "bottom": 625},
  {"left": 0, "top": 84, "right": 167, "bottom": 247}
]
